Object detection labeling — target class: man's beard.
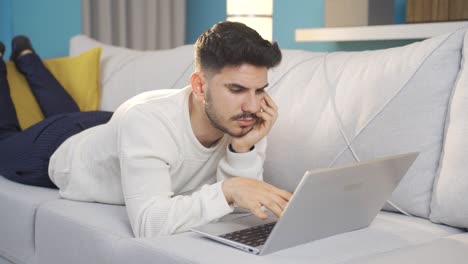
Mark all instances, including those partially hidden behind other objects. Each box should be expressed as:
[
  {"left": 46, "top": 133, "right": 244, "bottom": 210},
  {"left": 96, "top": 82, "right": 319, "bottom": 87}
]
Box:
[{"left": 204, "top": 91, "right": 257, "bottom": 137}]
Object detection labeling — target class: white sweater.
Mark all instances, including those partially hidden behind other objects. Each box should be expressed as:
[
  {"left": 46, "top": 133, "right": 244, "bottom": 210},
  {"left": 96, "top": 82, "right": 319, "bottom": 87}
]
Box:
[{"left": 48, "top": 86, "right": 266, "bottom": 237}]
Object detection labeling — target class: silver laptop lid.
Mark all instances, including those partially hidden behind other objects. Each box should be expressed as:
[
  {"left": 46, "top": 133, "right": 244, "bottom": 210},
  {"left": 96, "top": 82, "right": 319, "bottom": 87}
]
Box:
[{"left": 260, "top": 152, "right": 418, "bottom": 255}]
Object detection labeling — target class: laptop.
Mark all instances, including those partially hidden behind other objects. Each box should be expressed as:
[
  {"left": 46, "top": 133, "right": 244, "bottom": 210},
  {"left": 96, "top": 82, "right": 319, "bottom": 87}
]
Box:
[{"left": 191, "top": 152, "right": 419, "bottom": 255}]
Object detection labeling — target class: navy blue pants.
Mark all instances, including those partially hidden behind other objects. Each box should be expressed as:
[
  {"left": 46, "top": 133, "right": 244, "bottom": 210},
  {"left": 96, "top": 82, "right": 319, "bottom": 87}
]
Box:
[{"left": 0, "top": 53, "right": 112, "bottom": 188}]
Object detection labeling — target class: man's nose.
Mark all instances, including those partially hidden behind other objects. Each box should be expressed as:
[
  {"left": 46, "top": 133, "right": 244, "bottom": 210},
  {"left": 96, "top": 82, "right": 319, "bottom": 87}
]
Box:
[{"left": 242, "top": 92, "right": 261, "bottom": 113}]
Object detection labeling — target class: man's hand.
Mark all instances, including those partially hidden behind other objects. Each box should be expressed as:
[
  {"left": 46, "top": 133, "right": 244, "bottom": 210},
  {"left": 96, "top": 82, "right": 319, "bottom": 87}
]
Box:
[
  {"left": 231, "top": 93, "right": 278, "bottom": 153},
  {"left": 222, "top": 177, "right": 292, "bottom": 219}
]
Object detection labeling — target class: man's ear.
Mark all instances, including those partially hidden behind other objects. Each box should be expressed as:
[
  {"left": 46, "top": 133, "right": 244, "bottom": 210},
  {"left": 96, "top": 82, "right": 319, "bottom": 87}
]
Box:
[{"left": 190, "top": 72, "right": 205, "bottom": 99}]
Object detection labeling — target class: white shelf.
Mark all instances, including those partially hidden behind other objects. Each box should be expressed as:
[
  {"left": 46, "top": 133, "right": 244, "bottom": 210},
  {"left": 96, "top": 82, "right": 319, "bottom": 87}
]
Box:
[{"left": 295, "top": 21, "right": 468, "bottom": 42}]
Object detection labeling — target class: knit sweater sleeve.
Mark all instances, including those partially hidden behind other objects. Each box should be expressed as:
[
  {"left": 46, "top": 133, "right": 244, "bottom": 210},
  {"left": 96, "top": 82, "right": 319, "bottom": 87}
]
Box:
[
  {"left": 216, "top": 137, "right": 267, "bottom": 182},
  {"left": 117, "top": 108, "right": 233, "bottom": 237}
]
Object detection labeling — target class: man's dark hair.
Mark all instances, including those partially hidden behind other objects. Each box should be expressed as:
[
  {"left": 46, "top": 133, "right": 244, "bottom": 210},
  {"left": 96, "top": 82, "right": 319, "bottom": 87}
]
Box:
[{"left": 195, "top": 21, "right": 282, "bottom": 74}]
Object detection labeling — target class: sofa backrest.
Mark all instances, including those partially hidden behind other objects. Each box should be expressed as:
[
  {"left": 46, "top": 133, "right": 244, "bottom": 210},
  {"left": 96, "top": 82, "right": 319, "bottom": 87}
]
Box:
[
  {"left": 264, "top": 30, "right": 466, "bottom": 220},
  {"left": 70, "top": 29, "right": 468, "bottom": 227}
]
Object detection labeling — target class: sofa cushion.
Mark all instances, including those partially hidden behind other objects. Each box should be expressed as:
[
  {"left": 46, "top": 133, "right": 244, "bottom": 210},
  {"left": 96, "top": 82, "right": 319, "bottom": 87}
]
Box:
[
  {"left": 0, "top": 256, "right": 14, "bottom": 264},
  {"left": 0, "top": 176, "right": 59, "bottom": 264},
  {"left": 344, "top": 233, "right": 468, "bottom": 264},
  {"left": 430, "top": 30, "right": 468, "bottom": 229},
  {"left": 114, "top": 212, "right": 462, "bottom": 264},
  {"left": 69, "top": 35, "right": 194, "bottom": 112},
  {"left": 35, "top": 199, "right": 132, "bottom": 264},
  {"left": 33, "top": 199, "right": 462, "bottom": 264},
  {"left": 264, "top": 29, "right": 465, "bottom": 219}
]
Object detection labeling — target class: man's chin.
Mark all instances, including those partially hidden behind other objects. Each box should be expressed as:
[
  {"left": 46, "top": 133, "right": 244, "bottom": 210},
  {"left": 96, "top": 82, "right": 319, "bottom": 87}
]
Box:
[{"left": 228, "top": 126, "right": 254, "bottom": 137}]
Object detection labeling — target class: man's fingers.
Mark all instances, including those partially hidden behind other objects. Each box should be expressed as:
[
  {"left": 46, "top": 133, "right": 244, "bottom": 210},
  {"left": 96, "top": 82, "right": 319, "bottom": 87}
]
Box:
[
  {"left": 260, "top": 99, "right": 276, "bottom": 117},
  {"left": 263, "top": 93, "right": 278, "bottom": 111},
  {"left": 254, "top": 112, "right": 274, "bottom": 135},
  {"left": 277, "top": 189, "right": 293, "bottom": 201},
  {"left": 229, "top": 178, "right": 292, "bottom": 220},
  {"left": 256, "top": 111, "right": 274, "bottom": 122},
  {"left": 264, "top": 186, "right": 292, "bottom": 211},
  {"left": 260, "top": 197, "right": 284, "bottom": 218},
  {"left": 263, "top": 183, "right": 292, "bottom": 202},
  {"left": 269, "top": 193, "right": 289, "bottom": 211},
  {"left": 252, "top": 206, "right": 269, "bottom": 220}
]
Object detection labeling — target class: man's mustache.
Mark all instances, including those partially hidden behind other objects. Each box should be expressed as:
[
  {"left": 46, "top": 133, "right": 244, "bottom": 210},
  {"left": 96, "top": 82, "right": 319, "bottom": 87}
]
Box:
[{"left": 231, "top": 113, "right": 257, "bottom": 121}]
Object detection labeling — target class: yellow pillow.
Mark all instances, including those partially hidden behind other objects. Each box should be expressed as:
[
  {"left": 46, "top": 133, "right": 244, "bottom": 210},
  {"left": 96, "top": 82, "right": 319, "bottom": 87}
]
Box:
[{"left": 6, "top": 47, "right": 102, "bottom": 129}]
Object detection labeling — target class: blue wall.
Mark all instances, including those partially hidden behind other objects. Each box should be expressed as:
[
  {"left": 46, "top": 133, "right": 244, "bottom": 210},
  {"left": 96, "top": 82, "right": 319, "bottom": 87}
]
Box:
[
  {"left": 0, "top": 0, "right": 81, "bottom": 59},
  {"left": 1, "top": 0, "right": 416, "bottom": 57},
  {"left": 186, "top": 0, "right": 227, "bottom": 44},
  {"left": 185, "top": 0, "right": 418, "bottom": 52},
  {"left": 0, "top": 0, "right": 13, "bottom": 58},
  {"left": 273, "top": 0, "right": 417, "bottom": 52},
  {"left": 395, "top": 0, "right": 406, "bottom": 24},
  {"left": 273, "top": 0, "right": 337, "bottom": 51}
]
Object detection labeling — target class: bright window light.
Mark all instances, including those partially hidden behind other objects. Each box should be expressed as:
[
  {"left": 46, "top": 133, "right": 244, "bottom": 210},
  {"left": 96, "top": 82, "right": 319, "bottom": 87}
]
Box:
[
  {"left": 227, "top": 0, "right": 273, "bottom": 16},
  {"left": 226, "top": 0, "right": 273, "bottom": 41}
]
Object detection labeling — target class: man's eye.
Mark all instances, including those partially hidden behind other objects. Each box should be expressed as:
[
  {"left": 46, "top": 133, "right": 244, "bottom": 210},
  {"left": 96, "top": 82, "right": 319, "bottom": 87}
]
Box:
[
  {"left": 230, "top": 89, "right": 242, "bottom": 93},
  {"left": 256, "top": 89, "right": 265, "bottom": 94}
]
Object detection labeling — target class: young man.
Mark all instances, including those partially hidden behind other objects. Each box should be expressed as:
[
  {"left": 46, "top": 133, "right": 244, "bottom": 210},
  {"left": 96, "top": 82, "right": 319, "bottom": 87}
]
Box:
[{"left": 5, "top": 22, "right": 291, "bottom": 238}]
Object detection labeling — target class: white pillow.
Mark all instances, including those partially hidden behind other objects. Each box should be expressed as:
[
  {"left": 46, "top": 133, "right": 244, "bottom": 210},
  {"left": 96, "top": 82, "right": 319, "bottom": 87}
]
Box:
[
  {"left": 70, "top": 35, "right": 195, "bottom": 111},
  {"left": 430, "top": 31, "right": 468, "bottom": 229}
]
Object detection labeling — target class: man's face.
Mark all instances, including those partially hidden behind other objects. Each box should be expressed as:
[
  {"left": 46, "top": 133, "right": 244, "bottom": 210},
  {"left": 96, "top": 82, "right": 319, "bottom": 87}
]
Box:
[{"left": 203, "top": 64, "right": 269, "bottom": 137}]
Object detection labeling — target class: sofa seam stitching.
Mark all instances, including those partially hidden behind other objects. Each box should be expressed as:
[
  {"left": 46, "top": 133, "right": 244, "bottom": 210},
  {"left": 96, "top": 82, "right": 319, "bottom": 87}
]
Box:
[
  {"left": 267, "top": 54, "right": 324, "bottom": 93},
  {"left": 328, "top": 30, "right": 457, "bottom": 168}
]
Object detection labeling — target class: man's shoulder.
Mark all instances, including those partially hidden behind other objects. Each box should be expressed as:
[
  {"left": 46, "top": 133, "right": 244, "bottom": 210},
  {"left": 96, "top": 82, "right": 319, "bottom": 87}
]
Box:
[
  {"left": 114, "top": 87, "right": 189, "bottom": 119},
  {"left": 129, "top": 87, "right": 187, "bottom": 106}
]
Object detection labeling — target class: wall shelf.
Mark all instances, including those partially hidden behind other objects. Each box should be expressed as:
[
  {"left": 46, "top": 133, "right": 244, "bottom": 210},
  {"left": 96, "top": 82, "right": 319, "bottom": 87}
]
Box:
[{"left": 295, "top": 21, "right": 468, "bottom": 42}]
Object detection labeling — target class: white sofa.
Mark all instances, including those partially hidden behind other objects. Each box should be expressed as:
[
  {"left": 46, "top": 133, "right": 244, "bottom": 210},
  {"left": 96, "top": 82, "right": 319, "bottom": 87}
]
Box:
[{"left": 2, "top": 28, "right": 468, "bottom": 264}]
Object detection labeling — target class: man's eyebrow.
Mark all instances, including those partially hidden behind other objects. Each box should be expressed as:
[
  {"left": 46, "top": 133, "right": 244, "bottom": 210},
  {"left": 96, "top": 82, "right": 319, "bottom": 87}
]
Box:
[{"left": 225, "top": 83, "right": 269, "bottom": 90}]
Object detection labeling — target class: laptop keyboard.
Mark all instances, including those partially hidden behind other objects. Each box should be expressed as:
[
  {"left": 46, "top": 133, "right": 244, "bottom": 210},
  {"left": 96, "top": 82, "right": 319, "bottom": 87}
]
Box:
[{"left": 219, "top": 222, "right": 277, "bottom": 247}]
